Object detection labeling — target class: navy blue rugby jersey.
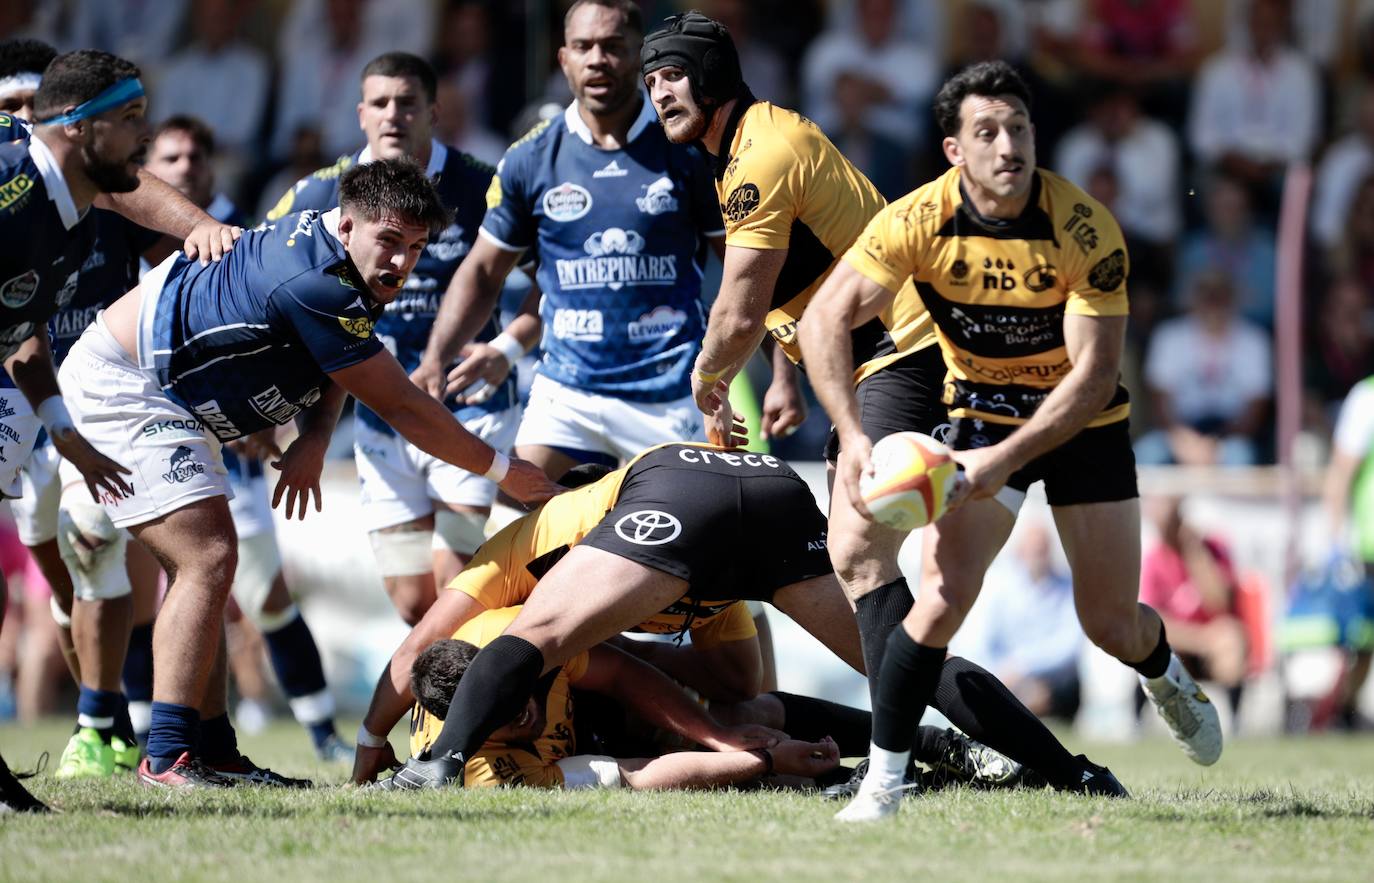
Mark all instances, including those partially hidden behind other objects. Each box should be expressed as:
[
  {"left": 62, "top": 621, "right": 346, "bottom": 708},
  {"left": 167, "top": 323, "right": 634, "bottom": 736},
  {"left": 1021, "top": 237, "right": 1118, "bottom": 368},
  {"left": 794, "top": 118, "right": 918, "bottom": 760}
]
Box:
[
  {"left": 139, "top": 207, "right": 385, "bottom": 442},
  {"left": 0, "top": 117, "right": 98, "bottom": 364},
  {"left": 480, "top": 96, "right": 723, "bottom": 403},
  {"left": 266, "top": 141, "right": 512, "bottom": 435}
]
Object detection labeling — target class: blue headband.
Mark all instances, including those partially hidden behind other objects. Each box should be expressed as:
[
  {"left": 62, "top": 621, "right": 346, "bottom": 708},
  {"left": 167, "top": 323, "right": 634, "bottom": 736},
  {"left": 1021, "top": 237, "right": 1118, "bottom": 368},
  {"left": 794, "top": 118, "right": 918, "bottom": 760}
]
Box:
[{"left": 39, "top": 77, "right": 145, "bottom": 126}]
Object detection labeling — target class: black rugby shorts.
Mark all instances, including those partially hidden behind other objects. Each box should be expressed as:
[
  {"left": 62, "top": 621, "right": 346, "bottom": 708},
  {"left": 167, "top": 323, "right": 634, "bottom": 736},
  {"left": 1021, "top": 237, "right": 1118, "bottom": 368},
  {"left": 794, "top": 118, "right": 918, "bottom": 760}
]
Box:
[{"left": 823, "top": 343, "right": 948, "bottom": 462}]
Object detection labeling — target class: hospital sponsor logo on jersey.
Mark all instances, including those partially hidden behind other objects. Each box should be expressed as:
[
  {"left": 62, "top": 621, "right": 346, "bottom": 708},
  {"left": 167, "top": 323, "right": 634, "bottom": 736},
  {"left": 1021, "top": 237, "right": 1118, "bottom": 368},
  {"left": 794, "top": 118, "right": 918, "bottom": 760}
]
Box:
[
  {"left": 551, "top": 308, "right": 603, "bottom": 342},
  {"left": 249, "top": 385, "right": 322, "bottom": 426},
  {"left": 627, "top": 305, "right": 687, "bottom": 343},
  {"left": 0, "top": 172, "right": 33, "bottom": 213},
  {"left": 613, "top": 509, "right": 681, "bottom": 546},
  {"left": 542, "top": 182, "right": 593, "bottom": 222},
  {"left": 592, "top": 159, "right": 628, "bottom": 179},
  {"left": 947, "top": 305, "right": 1060, "bottom": 349},
  {"left": 635, "top": 177, "right": 679, "bottom": 216},
  {"left": 162, "top": 445, "right": 206, "bottom": 484},
  {"left": 554, "top": 227, "right": 677, "bottom": 292},
  {"left": 0, "top": 269, "right": 38, "bottom": 309},
  {"left": 426, "top": 222, "right": 470, "bottom": 262},
  {"left": 193, "top": 399, "right": 240, "bottom": 440}
]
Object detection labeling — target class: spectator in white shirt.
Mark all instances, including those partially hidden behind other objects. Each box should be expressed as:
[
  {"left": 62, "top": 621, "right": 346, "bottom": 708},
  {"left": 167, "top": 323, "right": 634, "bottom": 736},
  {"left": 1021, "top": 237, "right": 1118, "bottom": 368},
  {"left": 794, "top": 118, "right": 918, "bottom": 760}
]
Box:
[
  {"left": 1312, "top": 88, "right": 1374, "bottom": 251},
  {"left": 1188, "top": 0, "right": 1320, "bottom": 187},
  {"left": 800, "top": 0, "right": 940, "bottom": 149},
  {"left": 1137, "top": 269, "right": 1274, "bottom": 466}
]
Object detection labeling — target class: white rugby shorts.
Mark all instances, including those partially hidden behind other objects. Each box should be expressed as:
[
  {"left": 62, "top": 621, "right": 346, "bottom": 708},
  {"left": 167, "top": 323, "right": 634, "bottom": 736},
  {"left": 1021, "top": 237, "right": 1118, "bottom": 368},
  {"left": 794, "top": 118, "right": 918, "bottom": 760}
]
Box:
[
  {"left": 12, "top": 438, "right": 61, "bottom": 544},
  {"left": 227, "top": 471, "right": 275, "bottom": 540},
  {"left": 353, "top": 404, "right": 519, "bottom": 532},
  {"left": 514, "top": 373, "right": 704, "bottom": 461},
  {"left": 57, "top": 316, "right": 232, "bottom": 529},
  {"left": 0, "top": 388, "right": 42, "bottom": 502}
]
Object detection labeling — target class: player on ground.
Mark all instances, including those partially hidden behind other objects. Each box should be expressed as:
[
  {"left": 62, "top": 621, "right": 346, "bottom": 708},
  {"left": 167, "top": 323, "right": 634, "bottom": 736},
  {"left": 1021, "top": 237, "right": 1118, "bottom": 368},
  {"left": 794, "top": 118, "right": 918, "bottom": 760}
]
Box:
[
  {"left": 414, "top": 0, "right": 806, "bottom": 480},
  {"left": 370, "top": 442, "right": 1124, "bottom": 797},
  {"left": 0, "top": 46, "right": 239, "bottom": 800},
  {"left": 795, "top": 61, "right": 1222, "bottom": 822},
  {"left": 146, "top": 115, "right": 351, "bottom": 762},
  {"left": 266, "top": 52, "right": 520, "bottom": 625},
  {"left": 58, "top": 158, "right": 559, "bottom": 789}
]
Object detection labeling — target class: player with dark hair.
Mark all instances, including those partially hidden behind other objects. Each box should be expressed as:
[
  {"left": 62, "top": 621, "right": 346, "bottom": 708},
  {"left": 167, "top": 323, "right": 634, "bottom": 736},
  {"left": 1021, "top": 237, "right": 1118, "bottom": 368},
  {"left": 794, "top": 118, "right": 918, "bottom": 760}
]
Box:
[
  {"left": 266, "top": 51, "right": 525, "bottom": 629},
  {"left": 0, "top": 38, "right": 55, "bottom": 120},
  {"left": 57, "top": 158, "right": 559, "bottom": 788},
  {"left": 797, "top": 60, "right": 1222, "bottom": 821}
]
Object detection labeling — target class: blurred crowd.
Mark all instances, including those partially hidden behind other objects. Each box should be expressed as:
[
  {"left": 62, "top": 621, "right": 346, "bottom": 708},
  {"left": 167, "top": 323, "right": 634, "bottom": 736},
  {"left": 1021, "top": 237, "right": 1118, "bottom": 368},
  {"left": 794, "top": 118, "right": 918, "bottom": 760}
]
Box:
[{"left": 4, "top": 0, "right": 1374, "bottom": 465}]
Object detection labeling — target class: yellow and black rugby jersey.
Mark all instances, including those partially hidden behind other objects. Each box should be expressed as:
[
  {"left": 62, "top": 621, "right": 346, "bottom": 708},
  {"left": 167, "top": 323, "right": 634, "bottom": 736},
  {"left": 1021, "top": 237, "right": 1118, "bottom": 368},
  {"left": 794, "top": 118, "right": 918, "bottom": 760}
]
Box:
[
  {"left": 713, "top": 100, "right": 935, "bottom": 382},
  {"left": 410, "top": 605, "right": 588, "bottom": 788},
  {"left": 844, "top": 167, "right": 1131, "bottom": 426},
  {"left": 448, "top": 441, "right": 762, "bottom": 639}
]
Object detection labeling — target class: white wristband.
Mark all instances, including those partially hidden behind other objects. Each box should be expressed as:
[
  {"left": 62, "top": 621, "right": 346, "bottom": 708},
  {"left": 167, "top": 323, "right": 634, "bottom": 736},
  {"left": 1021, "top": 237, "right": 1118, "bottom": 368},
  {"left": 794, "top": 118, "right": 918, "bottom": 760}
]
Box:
[
  {"left": 487, "top": 331, "right": 526, "bottom": 367},
  {"left": 483, "top": 449, "right": 510, "bottom": 483},
  {"left": 356, "top": 724, "right": 388, "bottom": 749},
  {"left": 36, "top": 395, "right": 74, "bottom": 435}
]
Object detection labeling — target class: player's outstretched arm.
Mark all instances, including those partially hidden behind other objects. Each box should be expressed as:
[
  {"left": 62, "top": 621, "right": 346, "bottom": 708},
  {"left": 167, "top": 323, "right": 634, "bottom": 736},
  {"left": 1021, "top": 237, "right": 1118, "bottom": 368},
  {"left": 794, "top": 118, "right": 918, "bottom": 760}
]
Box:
[
  {"left": 269, "top": 384, "right": 347, "bottom": 520},
  {"left": 578, "top": 643, "right": 784, "bottom": 751},
  {"left": 97, "top": 169, "right": 241, "bottom": 265},
  {"left": 331, "top": 350, "right": 561, "bottom": 506},
  {"left": 617, "top": 737, "right": 840, "bottom": 790},
  {"left": 415, "top": 237, "right": 524, "bottom": 399},
  {"left": 693, "top": 244, "right": 786, "bottom": 408},
  {"left": 5, "top": 333, "right": 131, "bottom": 502},
  {"left": 949, "top": 313, "right": 1126, "bottom": 507},
  {"left": 352, "top": 589, "right": 487, "bottom": 784},
  {"left": 797, "top": 261, "right": 897, "bottom": 519}
]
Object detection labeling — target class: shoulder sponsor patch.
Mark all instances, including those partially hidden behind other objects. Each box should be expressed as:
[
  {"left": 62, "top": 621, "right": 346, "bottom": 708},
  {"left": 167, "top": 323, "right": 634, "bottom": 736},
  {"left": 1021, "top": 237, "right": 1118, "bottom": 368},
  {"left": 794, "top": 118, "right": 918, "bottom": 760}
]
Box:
[
  {"left": 543, "top": 182, "right": 592, "bottom": 222},
  {"left": 485, "top": 174, "right": 503, "bottom": 210},
  {"left": 0, "top": 269, "right": 38, "bottom": 309},
  {"left": 1087, "top": 248, "right": 1126, "bottom": 292},
  {"left": 338, "top": 314, "right": 375, "bottom": 338},
  {"left": 723, "top": 183, "right": 760, "bottom": 223}
]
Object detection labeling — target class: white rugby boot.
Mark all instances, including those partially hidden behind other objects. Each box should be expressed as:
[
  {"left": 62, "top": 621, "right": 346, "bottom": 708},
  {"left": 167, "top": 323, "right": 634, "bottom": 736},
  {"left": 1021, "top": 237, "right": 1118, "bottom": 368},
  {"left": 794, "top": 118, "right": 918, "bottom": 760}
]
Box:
[{"left": 1140, "top": 654, "right": 1223, "bottom": 766}]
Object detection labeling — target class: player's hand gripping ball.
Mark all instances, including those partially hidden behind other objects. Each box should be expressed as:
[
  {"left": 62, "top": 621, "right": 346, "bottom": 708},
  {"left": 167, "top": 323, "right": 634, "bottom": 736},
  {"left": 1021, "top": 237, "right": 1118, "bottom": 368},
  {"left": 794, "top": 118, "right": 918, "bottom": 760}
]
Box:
[{"left": 859, "top": 432, "right": 962, "bottom": 530}]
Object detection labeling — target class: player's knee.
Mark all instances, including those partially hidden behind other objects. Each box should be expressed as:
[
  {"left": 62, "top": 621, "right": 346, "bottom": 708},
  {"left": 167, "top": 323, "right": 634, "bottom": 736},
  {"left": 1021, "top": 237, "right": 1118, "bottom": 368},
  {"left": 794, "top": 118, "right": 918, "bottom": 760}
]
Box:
[
  {"left": 370, "top": 528, "right": 433, "bottom": 579},
  {"left": 56, "top": 500, "right": 130, "bottom": 602},
  {"left": 433, "top": 509, "right": 489, "bottom": 558},
  {"left": 1079, "top": 614, "right": 1137, "bottom": 657},
  {"left": 386, "top": 577, "right": 434, "bottom": 626}
]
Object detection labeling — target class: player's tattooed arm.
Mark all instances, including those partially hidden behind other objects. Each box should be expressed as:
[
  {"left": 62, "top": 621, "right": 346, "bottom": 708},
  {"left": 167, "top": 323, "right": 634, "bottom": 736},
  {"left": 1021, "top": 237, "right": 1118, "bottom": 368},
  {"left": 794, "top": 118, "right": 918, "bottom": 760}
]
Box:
[
  {"left": 96, "top": 169, "right": 241, "bottom": 265},
  {"left": 797, "top": 261, "right": 897, "bottom": 518},
  {"left": 4, "top": 332, "right": 132, "bottom": 501},
  {"left": 416, "top": 237, "right": 524, "bottom": 399}
]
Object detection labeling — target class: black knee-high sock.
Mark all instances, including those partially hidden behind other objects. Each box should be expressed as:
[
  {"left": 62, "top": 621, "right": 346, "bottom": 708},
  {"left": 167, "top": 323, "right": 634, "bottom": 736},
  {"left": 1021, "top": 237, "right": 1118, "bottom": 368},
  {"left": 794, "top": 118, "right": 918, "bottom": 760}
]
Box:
[
  {"left": 772, "top": 691, "right": 871, "bottom": 757},
  {"left": 928, "top": 655, "right": 1083, "bottom": 788},
  {"left": 871, "top": 626, "right": 945, "bottom": 752},
  {"left": 428, "top": 635, "right": 545, "bottom": 764},
  {"left": 853, "top": 579, "right": 914, "bottom": 706}
]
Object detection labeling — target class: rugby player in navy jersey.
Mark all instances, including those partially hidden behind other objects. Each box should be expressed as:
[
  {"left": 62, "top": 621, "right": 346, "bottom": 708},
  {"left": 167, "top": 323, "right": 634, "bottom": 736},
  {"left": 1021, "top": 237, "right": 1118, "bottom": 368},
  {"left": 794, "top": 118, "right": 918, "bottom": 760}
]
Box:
[
  {"left": 0, "top": 45, "right": 236, "bottom": 810},
  {"left": 414, "top": 0, "right": 807, "bottom": 481},
  {"left": 140, "top": 115, "right": 353, "bottom": 763},
  {"left": 58, "top": 158, "right": 559, "bottom": 788},
  {"left": 266, "top": 52, "right": 528, "bottom": 627}
]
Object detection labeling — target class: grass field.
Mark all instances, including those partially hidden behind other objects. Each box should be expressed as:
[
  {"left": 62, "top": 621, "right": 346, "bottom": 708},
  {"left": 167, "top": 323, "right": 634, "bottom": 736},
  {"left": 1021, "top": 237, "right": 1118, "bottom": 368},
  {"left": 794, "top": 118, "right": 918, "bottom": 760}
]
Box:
[{"left": 3, "top": 720, "right": 1373, "bottom": 883}]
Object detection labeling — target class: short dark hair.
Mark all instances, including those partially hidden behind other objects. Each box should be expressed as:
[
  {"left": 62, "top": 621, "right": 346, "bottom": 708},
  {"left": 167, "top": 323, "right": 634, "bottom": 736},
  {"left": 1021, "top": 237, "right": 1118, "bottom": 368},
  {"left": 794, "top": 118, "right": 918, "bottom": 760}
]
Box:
[
  {"left": 360, "top": 51, "right": 438, "bottom": 104},
  {"left": 338, "top": 157, "right": 452, "bottom": 236},
  {"left": 154, "top": 114, "right": 215, "bottom": 156},
  {"left": 564, "top": 0, "right": 643, "bottom": 38},
  {"left": 33, "top": 50, "right": 140, "bottom": 121},
  {"left": 933, "top": 60, "right": 1032, "bottom": 137},
  {"left": 0, "top": 38, "right": 57, "bottom": 79},
  {"left": 560, "top": 462, "right": 614, "bottom": 489},
  {"left": 411, "top": 639, "right": 479, "bottom": 720}
]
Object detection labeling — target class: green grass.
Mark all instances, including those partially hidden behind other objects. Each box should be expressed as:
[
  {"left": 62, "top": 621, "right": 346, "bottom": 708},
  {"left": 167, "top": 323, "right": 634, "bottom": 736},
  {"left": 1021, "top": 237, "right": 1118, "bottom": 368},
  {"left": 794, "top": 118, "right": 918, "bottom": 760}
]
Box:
[{"left": 3, "top": 720, "right": 1373, "bottom": 882}]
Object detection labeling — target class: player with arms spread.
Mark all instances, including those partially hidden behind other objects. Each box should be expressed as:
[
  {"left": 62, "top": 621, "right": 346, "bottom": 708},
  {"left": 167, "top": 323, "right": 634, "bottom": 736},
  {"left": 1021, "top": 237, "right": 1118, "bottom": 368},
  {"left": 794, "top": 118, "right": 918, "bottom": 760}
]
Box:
[
  {"left": 794, "top": 61, "right": 1222, "bottom": 822},
  {"left": 58, "top": 159, "right": 558, "bottom": 789},
  {"left": 266, "top": 52, "right": 519, "bottom": 626}
]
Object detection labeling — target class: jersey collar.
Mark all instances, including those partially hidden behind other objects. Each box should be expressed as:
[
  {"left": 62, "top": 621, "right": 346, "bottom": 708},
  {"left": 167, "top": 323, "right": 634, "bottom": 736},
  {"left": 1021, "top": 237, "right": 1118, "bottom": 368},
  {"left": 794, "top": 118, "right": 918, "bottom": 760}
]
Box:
[
  {"left": 954, "top": 170, "right": 1044, "bottom": 232},
  {"left": 563, "top": 91, "right": 656, "bottom": 147},
  {"left": 27, "top": 134, "right": 83, "bottom": 230},
  {"left": 357, "top": 139, "right": 447, "bottom": 178},
  {"left": 711, "top": 89, "right": 758, "bottom": 180}
]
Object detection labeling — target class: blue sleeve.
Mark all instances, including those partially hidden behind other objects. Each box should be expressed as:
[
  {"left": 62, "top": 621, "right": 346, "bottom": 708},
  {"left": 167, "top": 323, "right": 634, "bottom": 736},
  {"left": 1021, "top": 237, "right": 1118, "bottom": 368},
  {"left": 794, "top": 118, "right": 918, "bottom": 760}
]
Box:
[
  {"left": 686, "top": 148, "right": 724, "bottom": 237},
  {"left": 273, "top": 279, "right": 385, "bottom": 373},
  {"left": 479, "top": 144, "right": 536, "bottom": 252},
  {"left": 264, "top": 158, "right": 350, "bottom": 221}
]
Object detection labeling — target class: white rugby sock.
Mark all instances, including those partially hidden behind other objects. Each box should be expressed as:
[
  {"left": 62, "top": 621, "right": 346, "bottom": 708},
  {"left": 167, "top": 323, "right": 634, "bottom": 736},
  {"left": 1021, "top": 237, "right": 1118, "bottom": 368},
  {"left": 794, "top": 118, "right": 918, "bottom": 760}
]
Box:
[{"left": 861, "top": 744, "right": 910, "bottom": 794}]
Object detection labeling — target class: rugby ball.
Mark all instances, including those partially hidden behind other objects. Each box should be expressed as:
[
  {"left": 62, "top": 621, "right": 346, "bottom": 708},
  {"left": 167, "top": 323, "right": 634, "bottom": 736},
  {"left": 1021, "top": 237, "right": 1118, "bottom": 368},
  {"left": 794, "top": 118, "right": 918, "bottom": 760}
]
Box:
[{"left": 859, "top": 432, "right": 961, "bottom": 531}]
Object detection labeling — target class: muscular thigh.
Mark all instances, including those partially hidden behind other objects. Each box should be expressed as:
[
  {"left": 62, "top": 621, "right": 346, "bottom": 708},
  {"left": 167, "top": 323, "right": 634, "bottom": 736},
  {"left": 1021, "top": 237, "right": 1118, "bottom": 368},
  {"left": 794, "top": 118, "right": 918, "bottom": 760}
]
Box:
[
  {"left": 1052, "top": 498, "right": 1141, "bottom": 617},
  {"left": 130, "top": 496, "right": 238, "bottom": 578}
]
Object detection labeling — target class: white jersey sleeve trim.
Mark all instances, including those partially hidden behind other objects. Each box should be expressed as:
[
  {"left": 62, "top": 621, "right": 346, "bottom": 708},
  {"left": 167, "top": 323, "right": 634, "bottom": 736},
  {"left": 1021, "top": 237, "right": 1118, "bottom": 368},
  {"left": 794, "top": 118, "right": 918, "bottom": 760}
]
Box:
[{"left": 477, "top": 226, "right": 528, "bottom": 254}]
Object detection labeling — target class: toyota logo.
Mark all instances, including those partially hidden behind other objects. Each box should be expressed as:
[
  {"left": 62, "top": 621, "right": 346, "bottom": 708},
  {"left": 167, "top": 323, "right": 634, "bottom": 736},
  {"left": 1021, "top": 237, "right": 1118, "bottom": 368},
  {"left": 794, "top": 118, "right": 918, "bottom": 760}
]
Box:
[{"left": 613, "top": 510, "right": 682, "bottom": 546}]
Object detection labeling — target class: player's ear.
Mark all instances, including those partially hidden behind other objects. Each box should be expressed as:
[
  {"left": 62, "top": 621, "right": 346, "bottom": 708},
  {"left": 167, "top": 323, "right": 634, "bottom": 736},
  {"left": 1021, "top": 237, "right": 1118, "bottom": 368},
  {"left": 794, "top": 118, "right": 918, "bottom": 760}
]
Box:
[
  {"left": 338, "top": 213, "right": 354, "bottom": 246},
  {"left": 942, "top": 135, "right": 963, "bottom": 168},
  {"left": 357, "top": 99, "right": 366, "bottom": 130}
]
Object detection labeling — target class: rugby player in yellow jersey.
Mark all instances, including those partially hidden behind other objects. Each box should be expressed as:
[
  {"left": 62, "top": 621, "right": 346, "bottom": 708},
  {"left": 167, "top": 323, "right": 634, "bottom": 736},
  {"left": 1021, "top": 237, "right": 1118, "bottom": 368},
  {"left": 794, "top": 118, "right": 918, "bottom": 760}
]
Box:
[
  {"left": 638, "top": 14, "right": 951, "bottom": 766},
  {"left": 368, "top": 442, "right": 1124, "bottom": 797},
  {"left": 794, "top": 61, "right": 1222, "bottom": 822}
]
